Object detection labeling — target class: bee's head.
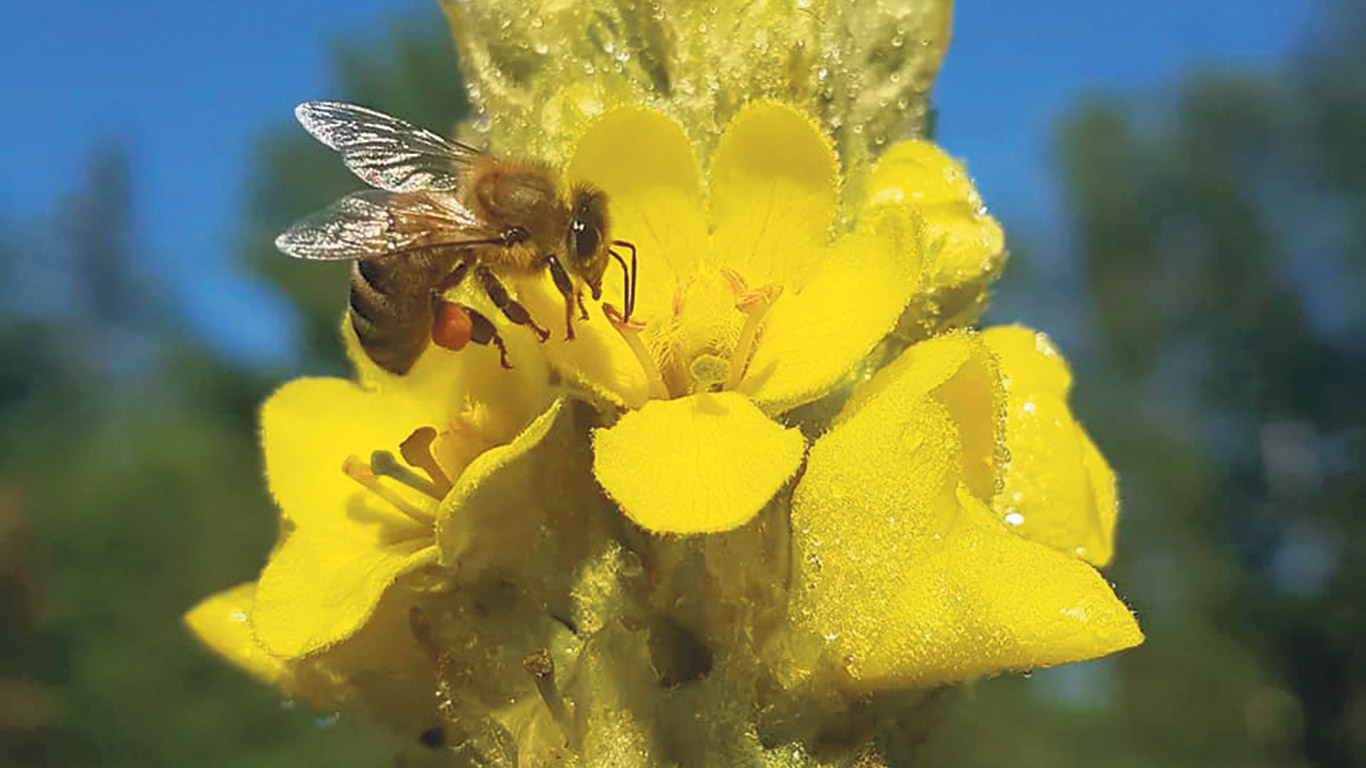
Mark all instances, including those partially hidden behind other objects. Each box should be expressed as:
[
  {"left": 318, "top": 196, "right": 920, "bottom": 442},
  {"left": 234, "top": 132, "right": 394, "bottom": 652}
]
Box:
[{"left": 566, "top": 185, "right": 610, "bottom": 300}]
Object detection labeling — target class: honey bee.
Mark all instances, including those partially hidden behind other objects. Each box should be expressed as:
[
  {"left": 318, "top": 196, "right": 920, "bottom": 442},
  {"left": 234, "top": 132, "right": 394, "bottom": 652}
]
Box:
[{"left": 274, "top": 101, "right": 637, "bottom": 374}]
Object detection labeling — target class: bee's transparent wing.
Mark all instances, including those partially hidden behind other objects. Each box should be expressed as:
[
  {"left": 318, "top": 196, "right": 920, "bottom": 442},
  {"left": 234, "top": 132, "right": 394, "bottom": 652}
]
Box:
[
  {"left": 295, "top": 101, "right": 480, "bottom": 193},
  {"left": 275, "top": 190, "right": 494, "bottom": 261}
]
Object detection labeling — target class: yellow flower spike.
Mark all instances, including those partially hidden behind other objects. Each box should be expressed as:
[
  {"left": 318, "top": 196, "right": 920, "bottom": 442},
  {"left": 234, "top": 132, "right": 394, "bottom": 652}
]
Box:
[
  {"left": 593, "top": 392, "right": 806, "bottom": 534},
  {"left": 737, "top": 202, "right": 925, "bottom": 415},
  {"left": 982, "top": 326, "right": 1118, "bottom": 567},
  {"left": 710, "top": 101, "right": 839, "bottom": 286}
]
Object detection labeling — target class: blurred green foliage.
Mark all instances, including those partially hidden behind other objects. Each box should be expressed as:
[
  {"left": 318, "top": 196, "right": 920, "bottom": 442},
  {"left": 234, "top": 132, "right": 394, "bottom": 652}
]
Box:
[
  {"left": 1, "top": 4, "right": 1362, "bottom": 767},
  {"left": 0, "top": 18, "right": 464, "bottom": 768}
]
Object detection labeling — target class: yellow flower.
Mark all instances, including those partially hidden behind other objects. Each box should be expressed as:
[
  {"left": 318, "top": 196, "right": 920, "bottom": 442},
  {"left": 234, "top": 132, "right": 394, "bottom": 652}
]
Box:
[
  {"left": 185, "top": 322, "right": 556, "bottom": 667},
  {"left": 246, "top": 327, "right": 553, "bottom": 659},
  {"left": 786, "top": 332, "right": 1140, "bottom": 688},
  {"left": 542, "top": 101, "right": 927, "bottom": 535},
  {"left": 186, "top": 323, "right": 628, "bottom": 739}
]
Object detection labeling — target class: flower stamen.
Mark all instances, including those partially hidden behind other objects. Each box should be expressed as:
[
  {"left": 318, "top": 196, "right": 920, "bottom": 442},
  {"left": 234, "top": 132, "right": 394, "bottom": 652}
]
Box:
[
  {"left": 726, "top": 283, "right": 783, "bottom": 391},
  {"left": 524, "top": 650, "right": 574, "bottom": 744},
  {"left": 371, "top": 450, "right": 445, "bottom": 500},
  {"left": 342, "top": 455, "right": 435, "bottom": 525},
  {"left": 606, "top": 304, "right": 669, "bottom": 400},
  {"left": 400, "top": 426, "right": 453, "bottom": 495}
]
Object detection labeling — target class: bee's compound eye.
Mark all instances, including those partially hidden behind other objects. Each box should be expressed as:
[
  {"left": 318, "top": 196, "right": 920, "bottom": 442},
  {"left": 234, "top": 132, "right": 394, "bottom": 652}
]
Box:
[
  {"left": 572, "top": 217, "right": 600, "bottom": 262},
  {"left": 432, "top": 302, "right": 473, "bottom": 351}
]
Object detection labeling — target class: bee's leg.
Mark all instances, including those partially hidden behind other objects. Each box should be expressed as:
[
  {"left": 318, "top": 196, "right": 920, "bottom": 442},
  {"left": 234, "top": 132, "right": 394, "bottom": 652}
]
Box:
[
  {"left": 476, "top": 266, "right": 551, "bottom": 342},
  {"left": 465, "top": 306, "right": 513, "bottom": 369},
  {"left": 575, "top": 289, "right": 590, "bottom": 321},
  {"left": 433, "top": 259, "right": 471, "bottom": 293},
  {"left": 544, "top": 255, "right": 577, "bottom": 340}
]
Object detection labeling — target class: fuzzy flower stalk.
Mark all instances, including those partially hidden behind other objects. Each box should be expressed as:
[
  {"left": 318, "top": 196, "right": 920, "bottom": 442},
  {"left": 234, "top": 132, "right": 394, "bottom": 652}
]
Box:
[{"left": 187, "top": 0, "right": 1142, "bottom": 764}]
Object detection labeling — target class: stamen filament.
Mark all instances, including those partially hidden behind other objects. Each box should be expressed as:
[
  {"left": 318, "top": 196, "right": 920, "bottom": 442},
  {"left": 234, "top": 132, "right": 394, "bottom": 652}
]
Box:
[
  {"left": 606, "top": 304, "right": 670, "bottom": 400},
  {"left": 342, "top": 455, "right": 434, "bottom": 525},
  {"left": 524, "top": 650, "right": 575, "bottom": 747},
  {"left": 726, "top": 285, "right": 783, "bottom": 391},
  {"left": 371, "top": 450, "right": 444, "bottom": 500}
]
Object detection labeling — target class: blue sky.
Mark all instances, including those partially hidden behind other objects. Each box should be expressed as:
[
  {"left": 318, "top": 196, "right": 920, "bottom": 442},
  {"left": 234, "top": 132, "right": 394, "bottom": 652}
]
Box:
[{"left": 0, "top": 1, "right": 1315, "bottom": 366}]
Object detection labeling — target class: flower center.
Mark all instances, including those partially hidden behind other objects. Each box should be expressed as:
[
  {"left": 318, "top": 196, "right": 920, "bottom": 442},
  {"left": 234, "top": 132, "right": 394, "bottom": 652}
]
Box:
[{"left": 609, "top": 268, "right": 782, "bottom": 401}]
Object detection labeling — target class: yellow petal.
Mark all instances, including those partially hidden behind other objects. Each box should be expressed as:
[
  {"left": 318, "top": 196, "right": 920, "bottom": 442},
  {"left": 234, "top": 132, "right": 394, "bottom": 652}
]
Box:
[
  {"left": 993, "top": 392, "right": 1113, "bottom": 566},
  {"left": 341, "top": 310, "right": 556, "bottom": 445},
  {"left": 739, "top": 203, "right": 924, "bottom": 415},
  {"left": 262, "top": 377, "right": 434, "bottom": 532},
  {"left": 980, "top": 325, "right": 1073, "bottom": 396},
  {"left": 183, "top": 583, "right": 346, "bottom": 709},
  {"left": 863, "top": 140, "right": 983, "bottom": 209},
  {"left": 916, "top": 201, "right": 1006, "bottom": 303},
  {"left": 1078, "top": 428, "right": 1119, "bottom": 566},
  {"left": 593, "top": 392, "right": 805, "bottom": 534},
  {"left": 838, "top": 331, "right": 969, "bottom": 420},
  {"left": 253, "top": 525, "right": 438, "bottom": 658},
  {"left": 438, "top": 399, "right": 613, "bottom": 582},
  {"left": 567, "top": 106, "right": 706, "bottom": 320},
  {"left": 856, "top": 491, "right": 1143, "bottom": 687},
  {"left": 184, "top": 584, "right": 298, "bottom": 690},
  {"left": 788, "top": 387, "right": 966, "bottom": 682},
  {"left": 839, "top": 331, "right": 1004, "bottom": 501},
  {"left": 710, "top": 101, "right": 839, "bottom": 286},
  {"left": 862, "top": 142, "right": 1006, "bottom": 325},
  {"left": 513, "top": 277, "right": 650, "bottom": 409},
  {"left": 983, "top": 326, "right": 1117, "bottom": 567}
]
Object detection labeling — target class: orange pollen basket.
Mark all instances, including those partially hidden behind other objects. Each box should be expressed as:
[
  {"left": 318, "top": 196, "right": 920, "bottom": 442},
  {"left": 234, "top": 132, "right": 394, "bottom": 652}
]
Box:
[{"left": 432, "top": 302, "right": 473, "bottom": 352}]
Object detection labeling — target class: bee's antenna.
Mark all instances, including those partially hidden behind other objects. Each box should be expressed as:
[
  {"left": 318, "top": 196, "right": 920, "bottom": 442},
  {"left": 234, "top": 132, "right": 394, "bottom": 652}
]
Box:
[{"left": 611, "top": 240, "right": 638, "bottom": 319}]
